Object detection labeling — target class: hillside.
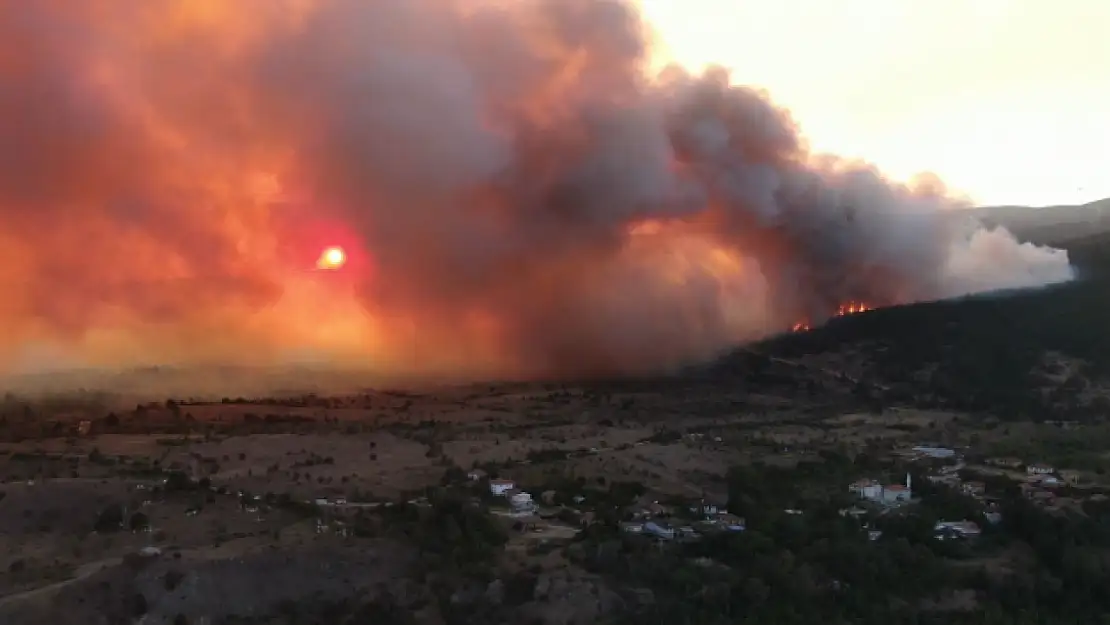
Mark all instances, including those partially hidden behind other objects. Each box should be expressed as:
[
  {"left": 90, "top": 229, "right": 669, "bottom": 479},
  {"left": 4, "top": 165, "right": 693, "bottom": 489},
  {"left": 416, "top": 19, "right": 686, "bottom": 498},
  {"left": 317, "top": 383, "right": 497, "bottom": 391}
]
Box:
[
  {"left": 972, "top": 197, "right": 1110, "bottom": 245},
  {"left": 711, "top": 197, "right": 1110, "bottom": 419},
  {"left": 730, "top": 249, "right": 1110, "bottom": 420},
  {"left": 717, "top": 203, "right": 1110, "bottom": 419}
]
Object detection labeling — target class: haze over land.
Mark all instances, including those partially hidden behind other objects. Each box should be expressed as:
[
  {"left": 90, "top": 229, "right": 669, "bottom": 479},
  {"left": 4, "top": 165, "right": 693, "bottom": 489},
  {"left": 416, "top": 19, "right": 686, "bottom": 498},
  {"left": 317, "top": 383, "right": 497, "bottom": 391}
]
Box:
[{"left": 0, "top": 0, "right": 1075, "bottom": 385}]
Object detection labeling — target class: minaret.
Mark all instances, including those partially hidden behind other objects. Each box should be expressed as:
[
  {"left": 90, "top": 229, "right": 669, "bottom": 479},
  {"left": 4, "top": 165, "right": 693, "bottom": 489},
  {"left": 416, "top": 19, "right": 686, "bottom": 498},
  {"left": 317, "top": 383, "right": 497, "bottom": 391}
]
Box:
[{"left": 905, "top": 472, "right": 912, "bottom": 490}]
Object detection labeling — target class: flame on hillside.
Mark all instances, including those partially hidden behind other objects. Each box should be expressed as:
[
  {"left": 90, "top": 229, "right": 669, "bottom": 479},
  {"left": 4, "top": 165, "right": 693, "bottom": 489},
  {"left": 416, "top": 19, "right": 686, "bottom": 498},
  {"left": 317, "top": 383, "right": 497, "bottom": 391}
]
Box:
[
  {"left": 792, "top": 301, "right": 873, "bottom": 333},
  {"left": 836, "top": 302, "right": 872, "bottom": 316}
]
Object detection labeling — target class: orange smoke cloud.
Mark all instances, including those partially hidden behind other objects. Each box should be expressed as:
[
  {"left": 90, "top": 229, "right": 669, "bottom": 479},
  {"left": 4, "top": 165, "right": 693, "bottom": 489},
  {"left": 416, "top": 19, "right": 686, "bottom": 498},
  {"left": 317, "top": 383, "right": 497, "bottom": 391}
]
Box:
[{"left": 0, "top": 0, "right": 1074, "bottom": 381}]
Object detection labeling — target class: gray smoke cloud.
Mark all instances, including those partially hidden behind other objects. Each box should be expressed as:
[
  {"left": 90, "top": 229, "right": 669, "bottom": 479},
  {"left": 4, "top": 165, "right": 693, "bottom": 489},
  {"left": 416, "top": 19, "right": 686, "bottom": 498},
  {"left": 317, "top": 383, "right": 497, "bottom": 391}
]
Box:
[{"left": 0, "top": 0, "right": 1075, "bottom": 381}]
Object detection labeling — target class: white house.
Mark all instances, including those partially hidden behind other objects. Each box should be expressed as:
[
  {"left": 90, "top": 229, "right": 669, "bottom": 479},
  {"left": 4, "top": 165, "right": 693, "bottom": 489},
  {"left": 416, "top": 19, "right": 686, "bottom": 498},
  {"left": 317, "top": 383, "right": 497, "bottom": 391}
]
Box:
[
  {"left": 1032, "top": 474, "right": 1061, "bottom": 486},
  {"left": 849, "top": 479, "right": 883, "bottom": 501},
  {"left": 935, "top": 520, "right": 981, "bottom": 539},
  {"left": 467, "top": 469, "right": 487, "bottom": 481},
  {"left": 1027, "top": 464, "right": 1054, "bottom": 475},
  {"left": 913, "top": 446, "right": 956, "bottom": 459},
  {"left": 644, "top": 521, "right": 675, "bottom": 540},
  {"left": 851, "top": 474, "right": 912, "bottom": 504},
  {"left": 620, "top": 522, "right": 644, "bottom": 533},
  {"left": 689, "top": 501, "right": 719, "bottom": 517},
  {"left": 489, "top": 478, "right": 515, "bottom": 496},
  {"left": 510, "top": 492, "right": 536, "bottom": 514}
]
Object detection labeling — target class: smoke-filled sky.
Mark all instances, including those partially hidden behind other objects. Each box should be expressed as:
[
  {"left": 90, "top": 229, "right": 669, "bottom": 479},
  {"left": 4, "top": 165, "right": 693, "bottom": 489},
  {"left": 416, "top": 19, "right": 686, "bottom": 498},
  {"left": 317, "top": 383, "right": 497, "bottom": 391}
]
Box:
[
  {"left": 641, "top": 0, "right": 1110, "bottom": 208},
  {"left": 0, "top": 0, "right": 1076, "bottom": 381}
]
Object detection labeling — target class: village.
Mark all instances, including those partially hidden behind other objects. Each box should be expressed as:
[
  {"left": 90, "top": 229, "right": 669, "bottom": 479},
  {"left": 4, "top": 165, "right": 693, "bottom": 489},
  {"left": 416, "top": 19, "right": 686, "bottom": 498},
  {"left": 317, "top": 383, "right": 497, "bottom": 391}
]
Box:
[
  {"left": 7, "top": 389, "right": 1110, "bottom": 625},
  {"left": 298, "top": 441, "right": 1107, "bottom": 553},
  {"left": 4, "top": 432, "right": 1103, "bottom": 561}
]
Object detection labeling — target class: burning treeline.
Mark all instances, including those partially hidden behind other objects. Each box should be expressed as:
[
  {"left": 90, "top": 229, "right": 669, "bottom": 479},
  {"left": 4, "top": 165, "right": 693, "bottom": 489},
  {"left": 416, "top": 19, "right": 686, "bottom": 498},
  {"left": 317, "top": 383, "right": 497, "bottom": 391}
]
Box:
[{"left": 0, "top": 0, "right": 1074, "bottom": 380}]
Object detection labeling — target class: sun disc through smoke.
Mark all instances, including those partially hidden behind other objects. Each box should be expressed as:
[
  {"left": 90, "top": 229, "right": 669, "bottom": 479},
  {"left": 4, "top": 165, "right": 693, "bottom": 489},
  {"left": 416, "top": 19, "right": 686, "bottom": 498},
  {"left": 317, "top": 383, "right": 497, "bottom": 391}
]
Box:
[{"left": 316, "top": 246, "right": 346, "bottom": 270}]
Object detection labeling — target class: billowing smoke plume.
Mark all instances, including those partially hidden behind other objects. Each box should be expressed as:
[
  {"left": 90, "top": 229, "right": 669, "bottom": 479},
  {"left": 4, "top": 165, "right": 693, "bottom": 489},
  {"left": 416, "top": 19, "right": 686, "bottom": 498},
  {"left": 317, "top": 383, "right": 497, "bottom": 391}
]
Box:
[{"left": 0, "top": 0, "right": 1073, "bottom": 381}]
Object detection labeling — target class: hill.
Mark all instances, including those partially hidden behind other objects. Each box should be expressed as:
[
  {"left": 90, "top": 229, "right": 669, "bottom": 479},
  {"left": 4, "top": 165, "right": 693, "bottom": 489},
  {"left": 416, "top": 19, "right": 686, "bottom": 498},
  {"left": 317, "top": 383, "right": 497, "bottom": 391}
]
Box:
[
  {"left": 971, "top": 197, "right": 1110, "bottom": 245},
  {"left": 724, "top": 215, "right": 1110, "bottom": 420},
  {"left": 709, "top": 196, "right": 1110, "bottom": 419}
]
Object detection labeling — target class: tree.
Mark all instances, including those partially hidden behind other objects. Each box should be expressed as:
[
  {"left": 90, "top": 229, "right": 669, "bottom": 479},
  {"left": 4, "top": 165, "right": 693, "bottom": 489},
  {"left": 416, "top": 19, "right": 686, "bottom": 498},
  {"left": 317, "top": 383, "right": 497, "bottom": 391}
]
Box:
[
  {"left": 131, "top": 593, "right": 148, "bottom": 616},
  {"left": 129, "top": 511, "right": 150, "bottom": 532},
  {"left": 94, "top": 503, "right": 124, "bottom": 533}
]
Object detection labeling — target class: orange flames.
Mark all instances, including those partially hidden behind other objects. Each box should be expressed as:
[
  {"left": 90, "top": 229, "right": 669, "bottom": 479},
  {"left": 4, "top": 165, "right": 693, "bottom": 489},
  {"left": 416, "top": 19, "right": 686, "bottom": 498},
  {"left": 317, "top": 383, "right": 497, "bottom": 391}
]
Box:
[
  {"left": 836, "top": 301, "right": 872, "bottom": 316},
  {"left": 791, "top": 301, "right": 873, "bottom": 333}
]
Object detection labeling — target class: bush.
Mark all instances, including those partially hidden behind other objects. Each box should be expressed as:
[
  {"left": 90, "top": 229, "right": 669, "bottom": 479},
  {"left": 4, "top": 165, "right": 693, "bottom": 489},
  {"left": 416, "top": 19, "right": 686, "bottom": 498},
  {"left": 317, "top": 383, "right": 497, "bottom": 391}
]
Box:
[
  {"left": 94, "top": 503, "right": 124, "bottom": 533},
  {"left": 164, "top": 570, "right": 185, "bottom": 591}
]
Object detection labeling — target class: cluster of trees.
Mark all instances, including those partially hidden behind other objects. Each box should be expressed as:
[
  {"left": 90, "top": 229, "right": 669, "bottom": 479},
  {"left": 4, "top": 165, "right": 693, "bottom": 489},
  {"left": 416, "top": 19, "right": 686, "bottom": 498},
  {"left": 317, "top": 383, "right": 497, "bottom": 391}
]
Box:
[{"left": 377, "top": 490, "right": 508, "bottom": 574}]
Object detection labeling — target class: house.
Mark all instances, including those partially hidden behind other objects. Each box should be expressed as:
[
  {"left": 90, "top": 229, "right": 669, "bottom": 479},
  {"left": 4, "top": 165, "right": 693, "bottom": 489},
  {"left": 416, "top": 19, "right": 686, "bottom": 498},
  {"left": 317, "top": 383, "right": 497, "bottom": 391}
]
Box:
[
  {"left": 912, "top": 446, "right": 956, "bottom": 459},
  {"left": 1026, "top": 464, "right": 1054, "bottom": 475},
  {"left": 634, "top": 501, "right": 672, "bottom": 518},
  {"left": 960, "top": 481, "right": 986, "bottom": 496},
  {"left": 620, "top": 521, "right": 644, "bottom": 533},
  {"left": 467, "top": 469, "right": 487, "bottom": 481},
  {"left": 849, "top": 479, "right": 883, "bottom": 501},
  {"left": 716, "top": 513, "right": 746, "bottom": 531},
  {"left": 689, "top": 501, "right": 719, "bottom": 517},
  {"left": 1058, "top": 470, "right": 1081, "bottom": 485},
  {"left": 935, "top": 521, "right": 981, "bottom": 539},
  {"left": 868, "top": 530, "right": 883, "bottom": 541},
  {"left": 884, "top": 473, "right": 914, "bottom": 503},
  {"left": 489, "top": 478, "right": 515, "bottom": 496},
  {"left": 677, "top": 526, "right": 700, "bottom": 540},
  {"left": 510, "top": 492, "right": 536, "bottom": 514},
  {"left": 983, "top": 511, "right": 1002, "bottom": 525},
  {"left": 1028, "top": 473, "right": 1061, "bottom": 487},
  {"left": 644, "top": 521, "right": 675, "bottom": 540},
  {"left": 77, "top": 420, "right": 93, "bottom": 436},
  {"left": 987, "top": 457, "right": 1023, "bottom": 469},
  {"left": 882, "top": 485, "right": 911, "bottom": 504},
  {"left": 852, "top": 474, "right": 912, "bottom": 504}
]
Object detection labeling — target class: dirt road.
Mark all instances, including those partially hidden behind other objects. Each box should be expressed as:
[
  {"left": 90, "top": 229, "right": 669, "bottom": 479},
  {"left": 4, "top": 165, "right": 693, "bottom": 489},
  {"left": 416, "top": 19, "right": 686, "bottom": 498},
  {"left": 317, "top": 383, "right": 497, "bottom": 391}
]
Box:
[{"left": 0, "top": 556, "right": 122, "bottom": 608}]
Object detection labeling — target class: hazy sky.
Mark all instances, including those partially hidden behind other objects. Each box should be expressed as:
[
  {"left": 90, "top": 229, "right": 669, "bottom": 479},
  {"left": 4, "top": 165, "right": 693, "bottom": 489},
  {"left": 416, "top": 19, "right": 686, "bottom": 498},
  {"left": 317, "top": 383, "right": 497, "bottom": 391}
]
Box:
[{"left": 640, "top": 0, "right": 1109, "bottom": 207}]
